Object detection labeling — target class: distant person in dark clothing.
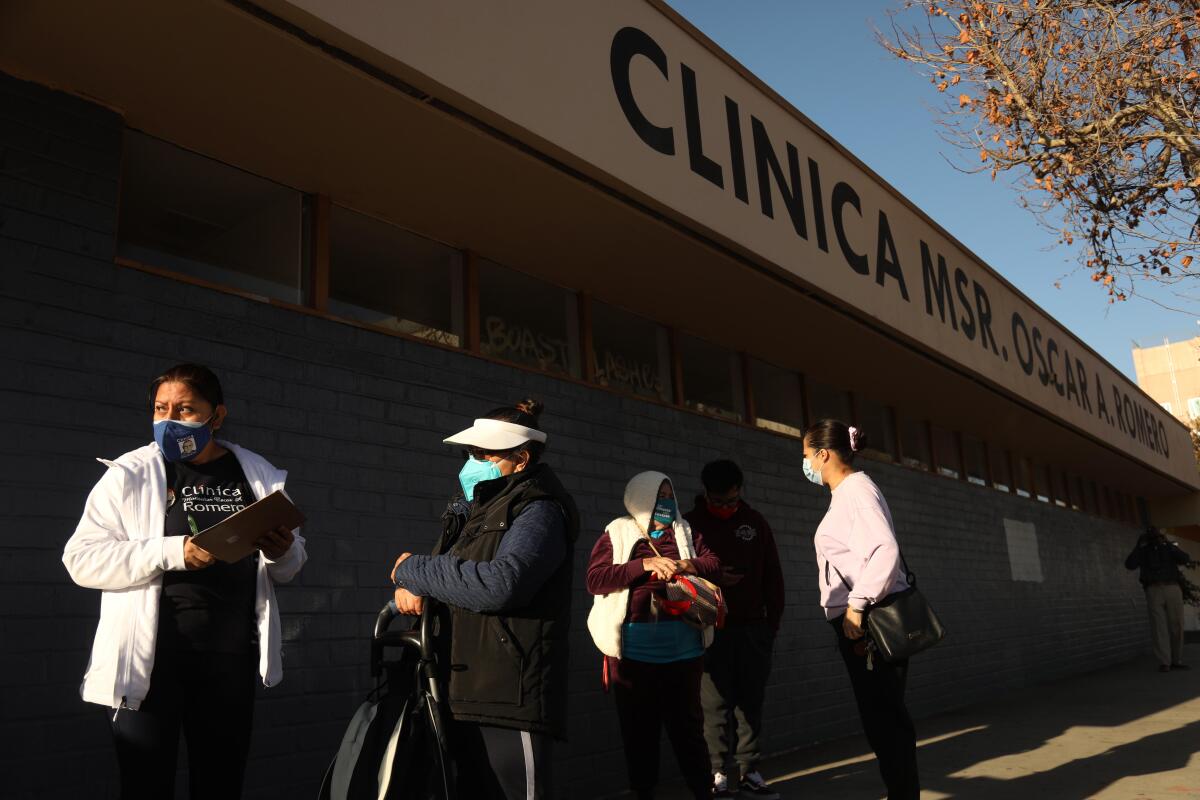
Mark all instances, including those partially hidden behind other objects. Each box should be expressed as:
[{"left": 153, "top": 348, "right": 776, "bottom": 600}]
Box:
[
  {"left": 390, "top": 399, "right": 579, "bottom": 800},
  {"left": 684, "top": 460, "right": 784, "bottom": 799},
  {"left": 1125, "top": 527, "right": 1191, "bottom": 672}
]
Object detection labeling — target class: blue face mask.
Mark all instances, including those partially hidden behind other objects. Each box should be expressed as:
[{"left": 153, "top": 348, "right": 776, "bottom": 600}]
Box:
[
  {"left": 803, "top": 455, "right": 825, "bottom": 487},
  {"left": 154, "top": 415, "right": 214, "bottom": 463},
  {"left": 459, "top": 457, "right": 504, "bottom": 501},
  {"left": 650, "top": 497, "right": 676, "bottom": 538}
]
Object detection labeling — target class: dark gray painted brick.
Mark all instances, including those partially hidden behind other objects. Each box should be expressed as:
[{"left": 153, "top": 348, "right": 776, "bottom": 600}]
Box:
[{"left": 0, "top": 70, "right": 1158, "bottom": 800}]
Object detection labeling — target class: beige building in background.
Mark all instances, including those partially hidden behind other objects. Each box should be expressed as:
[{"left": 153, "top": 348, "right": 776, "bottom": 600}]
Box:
[{"left": 1133, "top": 335, "right": 1200, "bottom": 425}]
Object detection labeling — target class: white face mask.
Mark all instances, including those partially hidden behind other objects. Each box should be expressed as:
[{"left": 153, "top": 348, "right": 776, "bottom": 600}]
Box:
[{"left": 803, "top": 454, "right": 825, "bottom": 486}]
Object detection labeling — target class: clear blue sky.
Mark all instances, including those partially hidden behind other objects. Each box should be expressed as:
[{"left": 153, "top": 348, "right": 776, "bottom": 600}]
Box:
[{"left": 665, "top": 0, "right": 1199, "bottom": 380}]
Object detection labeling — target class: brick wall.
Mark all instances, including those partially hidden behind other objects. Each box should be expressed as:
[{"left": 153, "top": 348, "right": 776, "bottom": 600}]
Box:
[{"left": 0, "top": 71, "right": 1150, "bottom": 799}]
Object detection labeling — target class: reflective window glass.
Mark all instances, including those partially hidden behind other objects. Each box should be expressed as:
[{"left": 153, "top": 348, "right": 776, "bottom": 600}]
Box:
[
  {"left": 479, "top": 260, "right": 580, "bottom": 377},
  {"left": 678, "top": 334, "right": 744, "bottom": 421},
  {"left": 750, "top": 359, "right": 803, "bottom": 437},
  {"left": 855, "top": 395, "right": 897, "bottom": 460},
  {"left": 329, "top": 206, "right": 463, "bottom": 346},
  {"left": 989, "top": 445, "right": 1012, "bottom": 492},
  {"left": 1033, "top": 463, "right": 1051, "bottom": 503},
  {"left": 963, "top": 435, "right": 988, "bottom": 486},
  {"left": 1013, "top": 457, "right": 1033, "bottom": 498},
  {"left": 591, "top": 301, "right": 671, "bottom": 401},
  {"left": 808, "top": 380, "right": 851, "bottom": 423},
  {"left": 118, "top": 130, "right": 305, "bottom": 303},
  {"left": 899, "top": 416, "right": 931, "bottom": 471},
  {"left": 932, "top": 426, "right": 961, "bottom": 479}
]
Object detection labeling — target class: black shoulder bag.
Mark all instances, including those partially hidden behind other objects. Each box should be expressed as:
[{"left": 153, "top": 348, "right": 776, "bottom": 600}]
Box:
[{"left": 834, "top": 552, "right": 946, "bottom": 662}]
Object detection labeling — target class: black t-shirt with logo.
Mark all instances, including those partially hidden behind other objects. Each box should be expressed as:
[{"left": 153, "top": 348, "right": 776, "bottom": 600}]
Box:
[{"left": 159, "top": 452, "right": 259, "bottom": 654}]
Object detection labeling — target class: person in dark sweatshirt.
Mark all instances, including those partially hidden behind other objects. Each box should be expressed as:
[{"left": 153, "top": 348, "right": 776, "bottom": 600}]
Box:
[
  {"left": 684, "top": 459, "right": 784, "bottom": 799},
  {"left": 390, "top": 399, "right": 578, "bottom": 800},
  {"left": 1125, "top": 526, "right": 1191, "bottom": 672}
]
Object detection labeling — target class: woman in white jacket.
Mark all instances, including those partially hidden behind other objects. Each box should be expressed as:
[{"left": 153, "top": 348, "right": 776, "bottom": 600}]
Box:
[{"left": 63, "top": 363, "right": 307, "bottom": 800}]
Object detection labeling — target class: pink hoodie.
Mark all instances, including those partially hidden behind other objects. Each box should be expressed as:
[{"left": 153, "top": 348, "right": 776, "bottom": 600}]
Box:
[{"left": 814, "top": 472, "right": 908, "bottom": 620}]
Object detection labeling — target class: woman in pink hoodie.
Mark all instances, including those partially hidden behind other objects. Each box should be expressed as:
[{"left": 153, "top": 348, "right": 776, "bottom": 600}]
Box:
[{"left": 803, "top": 419, "right": 919, "bottom": 800}]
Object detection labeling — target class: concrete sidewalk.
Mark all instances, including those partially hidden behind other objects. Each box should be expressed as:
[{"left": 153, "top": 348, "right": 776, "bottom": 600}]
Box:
[{"left": 662, "top": 644, "right": 1200, "bottom": 799}]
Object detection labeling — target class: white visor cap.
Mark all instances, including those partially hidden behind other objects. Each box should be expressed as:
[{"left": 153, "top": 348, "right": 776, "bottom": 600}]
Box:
[{"left": 443, "top": 418, "right": 548, "bottom": 451}]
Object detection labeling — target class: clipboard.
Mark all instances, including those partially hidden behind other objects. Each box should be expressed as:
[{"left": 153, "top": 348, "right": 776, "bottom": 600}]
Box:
[{"left": 189, "top": 490, "right": 305, "bottom": 563}]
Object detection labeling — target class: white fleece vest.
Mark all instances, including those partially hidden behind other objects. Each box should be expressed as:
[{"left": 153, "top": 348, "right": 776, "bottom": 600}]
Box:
[{"left": 586, "top": 515, "right": 715, "bottom": 658}]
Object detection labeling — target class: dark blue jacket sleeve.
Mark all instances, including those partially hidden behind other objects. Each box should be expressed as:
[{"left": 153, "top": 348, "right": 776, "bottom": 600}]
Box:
[{"left": 392, "top": 500, "right": 566, "bottom": 613}]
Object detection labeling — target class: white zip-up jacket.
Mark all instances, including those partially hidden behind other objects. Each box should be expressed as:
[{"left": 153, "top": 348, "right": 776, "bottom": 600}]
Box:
[{"left": 62, "top": 440, "right": 307, "bottom": 710}]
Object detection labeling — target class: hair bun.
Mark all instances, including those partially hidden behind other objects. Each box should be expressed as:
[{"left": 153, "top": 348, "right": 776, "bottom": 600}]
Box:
[
  {"left": 516, "top": 398, "right": 544, "bottom": 420},
  {"left": 848, "top": 425, "right": 869, "bottom": 452}
]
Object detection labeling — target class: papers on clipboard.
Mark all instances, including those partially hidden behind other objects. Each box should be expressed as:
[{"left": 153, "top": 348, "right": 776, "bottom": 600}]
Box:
[{"left": 189, "top": 490, "right": 305, "bottom": 563}]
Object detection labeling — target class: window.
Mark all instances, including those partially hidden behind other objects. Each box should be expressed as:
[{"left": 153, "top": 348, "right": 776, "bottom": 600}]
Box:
[
  {"left": 989, "top": 446, "right": 1012, "bottom": 492},
  {"left": 1070, "top": 475, "right": 1085, "bottom": 512},
  {"left": 1051, "top": 470, "right": 1069, "bottom": 508},
  {"left": 590, "top": 301, "right": 671, "bottom": 401},
  {"left": 678, "top": 334, "right": 744, "bottom": 421},
  {"left": 1013, "top": 456, "right": 1033, "bottom": 498},
  {"left": 808, "top": 380, "right": 852, "bottom": 422},
  {"left": 328, "top": 206, "right": 463, "bottom": 346},
  {"left": 855, "top": 395, "right": 897, "bottom": 460},
  {"left": 479, "top": 260, "right": 580, "bottom": 377},
  {"left": 1033, "top": 462, "right": 1051, "bottom": 503},
  {"left": 932, "top": 426, "right": 962, "bottom": 479},
  {"left": 1122, "top": 493, "right": 1136, "bottom": 524},
  {"left": 118, "top": 131, "right": 306, "bottom": 303},
  {"left": 898, "top": 415, "right": 931, "bottom": 471},
  {"left": 749, "top": 359, "right": 803, "bottom": 436},
  {"left": 962, "top": 435, "right": 988, "bottom": 486},
  {"left": 1189, "top": 397, "right": 1200, "bottom": 420}
]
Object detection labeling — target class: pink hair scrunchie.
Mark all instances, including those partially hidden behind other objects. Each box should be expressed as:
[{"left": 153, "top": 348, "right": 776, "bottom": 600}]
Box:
[{"left": 848, "top": 425, "right": 861, "bottom": 452}]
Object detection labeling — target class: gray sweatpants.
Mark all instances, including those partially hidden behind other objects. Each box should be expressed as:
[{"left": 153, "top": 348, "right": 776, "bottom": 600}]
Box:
[
  {"left": 700, "top": 620, "right": 775, "bottom": 777},
  {"left": 1146, "top": 582, "right": 1185, "bottom": 667}
]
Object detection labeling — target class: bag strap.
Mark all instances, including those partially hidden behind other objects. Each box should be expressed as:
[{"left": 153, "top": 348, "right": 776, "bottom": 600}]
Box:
[
  {"left": 828, "top": 547, "right": 917, "bottom": 592},
  {"left": 643, "top": 531, "right": 664, "bottom": 559}
]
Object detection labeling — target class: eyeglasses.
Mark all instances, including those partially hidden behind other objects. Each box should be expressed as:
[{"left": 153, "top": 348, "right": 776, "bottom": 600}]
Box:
[
  {"left": 706, "top": 493, "right": 741, "bottom": 508},
  {"left": 465, "top": 446, "right": 518, "bottom": 461}
]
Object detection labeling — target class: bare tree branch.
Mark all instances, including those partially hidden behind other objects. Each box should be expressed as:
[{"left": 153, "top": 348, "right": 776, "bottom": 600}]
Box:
[{"left": 879, "top": 0, "right": 1200, "bottom": 302}]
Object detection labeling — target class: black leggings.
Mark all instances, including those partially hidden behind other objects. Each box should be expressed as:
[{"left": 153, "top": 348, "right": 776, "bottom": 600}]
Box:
[
  {"left": 830, "top": 618, "right": 920, "bottom": 800},
  {"left": 451, "top": 721, "right": 554, "bottom": 799},
  {"left": 609, "top": 656, "right": 711, "bottom": 800},
  {"left": 109, "top": 650, "right": 257, "bottom": 800}
]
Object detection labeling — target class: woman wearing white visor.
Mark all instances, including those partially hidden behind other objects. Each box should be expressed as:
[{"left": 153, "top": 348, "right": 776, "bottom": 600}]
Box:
[{"left": 390, "top": 399, "right": 579, "bottom": 800}]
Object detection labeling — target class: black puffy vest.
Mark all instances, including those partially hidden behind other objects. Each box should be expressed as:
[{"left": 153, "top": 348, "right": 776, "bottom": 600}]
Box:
[{"left": 432, "top": 463, "right": 579, "bottom": 738}]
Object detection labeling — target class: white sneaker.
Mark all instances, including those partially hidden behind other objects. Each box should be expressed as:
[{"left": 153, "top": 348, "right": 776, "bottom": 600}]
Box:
[
  {"left": 738, "top": 770, "right": 780, "bottom": 799},
  {"left": 713, "top": 771, "right": 736, "bottom": 798}
]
